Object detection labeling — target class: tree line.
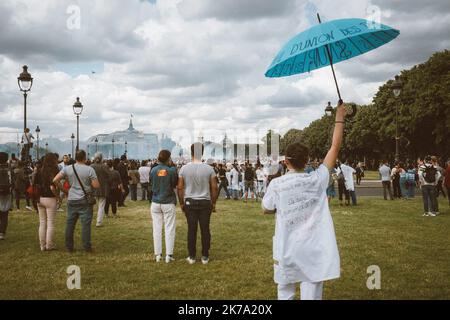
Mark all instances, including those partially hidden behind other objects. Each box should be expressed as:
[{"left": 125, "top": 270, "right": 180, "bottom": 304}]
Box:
[{"left": 275, "top": 50, "right": 450, "bottom": 166}]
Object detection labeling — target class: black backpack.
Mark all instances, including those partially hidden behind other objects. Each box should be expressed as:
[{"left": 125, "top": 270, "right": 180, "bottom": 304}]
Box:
[
  {"left": 0, "top": 165, "right": 11, "bottom": 196},
  {"left": 423, "top": 165, "right": 437, "bottom": 184}
]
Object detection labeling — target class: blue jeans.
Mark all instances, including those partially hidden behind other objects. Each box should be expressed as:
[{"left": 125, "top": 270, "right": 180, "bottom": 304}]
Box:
[
  {"left": 422, "top": 185, "right": 438, "bottom": 213},
  {"left": 66, "top": 199, "right": 93, "bottom": 250},
  {"left": 349, "top": 190, "right": 357, "bottom": 205}
]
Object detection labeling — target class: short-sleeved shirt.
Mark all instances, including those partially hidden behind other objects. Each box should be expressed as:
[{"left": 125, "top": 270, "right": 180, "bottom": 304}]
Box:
[
  {"left": 379, "top": 164, "right": 391, "bottom": 182},
  {"left": 60, "top": 163, "right": 98, "bottom": 201},
  {"left": 138, "top": 166, "right": 151, "bottom": 184},
  {"left": 179, "top": 163, "right": 216, "bottom": 200},
  {"left": 262, "top": 164, "right": 340, "bottom": 284},
  {"left": 339, "top": 164, "right": 356, "bottom": 191}
]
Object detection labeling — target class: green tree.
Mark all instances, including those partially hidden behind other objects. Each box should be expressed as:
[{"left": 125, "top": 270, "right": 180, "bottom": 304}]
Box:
[{"left": 280, "top": 129, "right": 303, "bottom": 154}]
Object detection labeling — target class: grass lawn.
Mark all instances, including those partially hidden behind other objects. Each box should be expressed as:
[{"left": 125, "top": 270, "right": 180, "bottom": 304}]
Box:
[{"left": 0, "top": 196, "right": 449, "bottom": 300}]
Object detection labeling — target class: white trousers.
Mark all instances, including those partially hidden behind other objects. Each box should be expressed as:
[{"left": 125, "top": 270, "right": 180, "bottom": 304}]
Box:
[
  {"left": 278, "top": 282, "right": 323, "bottom": 300},
  {"left": 151, "top": 203, "right": 176, "bottom": 256},
  {"left": 96, "top": 197, "right": 107, "bottom": 225}
]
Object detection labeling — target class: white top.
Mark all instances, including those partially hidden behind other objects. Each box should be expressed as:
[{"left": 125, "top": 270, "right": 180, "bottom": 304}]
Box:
[
  {"left": 230, "top": 168, "right": 240, "bottom": 190},
  {"left": 138, "top": 166, "right": 151, "bottom": 183},
  {"left": 262, "top": 164, "right": 340, "bottom": 284},
  {"left": 339, "top": 164, "right": 356, "bottom": 191},
  {"left": 256, "top": 168, "right": 266, "bottom": 181},
  {"left": 225, "top": 171, "right": 232, "bottom": 186},
  {"left": 379, "top": 164, "right": 391, "bottom": 182}
]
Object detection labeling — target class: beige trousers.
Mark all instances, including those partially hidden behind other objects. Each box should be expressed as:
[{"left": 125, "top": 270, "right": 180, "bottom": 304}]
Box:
[{"left": 37, "top": 197, "right": 57, "bottom": 250}]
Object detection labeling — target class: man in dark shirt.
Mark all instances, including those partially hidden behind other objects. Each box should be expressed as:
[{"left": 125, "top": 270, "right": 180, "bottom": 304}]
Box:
[
  {"left": 244, "top": 162, "right": 256, "bottom": 202},
  {"left": 217, "top": 163, "right": 230, "bottom": 199},
  {"left": 116, "top": 155, "right": 129, "bottom": 207}
]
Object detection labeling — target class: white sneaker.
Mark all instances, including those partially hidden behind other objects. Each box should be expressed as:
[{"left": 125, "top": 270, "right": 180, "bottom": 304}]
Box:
[
  {"left": 423, "top": 212, "right": 429, "bottom": 216},
  {"left": 155, "top": 254, "right": 162, "bottom": 262},
  {"left": 95, "top": 223, "right": 103, "bottom": 227},
  {"left": 25, "top": 206, "right": 33, "bottom": 211},
  {"left": 428, "top": 212, "right": 436, "bottom": 217},
  {"left": 165, "top": 255, "right": 175, "bottom": 263},
  {"left": 57, "top": 208, "right": 64, "bottom": 212},
  {"left": 201, "top": 256, "right": 209, "bottom": 265},
  {"left": 0, "top": 233, "right": 5, "bottom": 240},
  {"left": 186, "top": 256, "right": 196, "bottom": 264}
]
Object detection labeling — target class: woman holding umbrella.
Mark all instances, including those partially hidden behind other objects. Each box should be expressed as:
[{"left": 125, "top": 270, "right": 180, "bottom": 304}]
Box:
[{"left": 262, "top": 101, "right": 345, "bottom": 300}]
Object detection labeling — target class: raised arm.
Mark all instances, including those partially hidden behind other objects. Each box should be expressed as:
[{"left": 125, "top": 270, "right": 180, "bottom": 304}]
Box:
[{"left": 323, "top": 100, "right": 346, "bottom": 170}]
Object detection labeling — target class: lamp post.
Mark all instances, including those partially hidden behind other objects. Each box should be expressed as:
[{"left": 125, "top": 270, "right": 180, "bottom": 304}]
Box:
[
  {"left": 73, "top": 97, "right": 83, "bottom": 152},
  {"left": 71, "top": 133, "right": 75, "bottom": 157},
  {"left": 325, "top": 102, "right": 335, "bottom": 148},
  {"left": 125, "top": 141, "right": 128, "bottom": 156},
  {"left": 112, "top": 137, "right": 115, "bottom": 159},
  {"left": 18, "top": 66, "right": 33, "bottom": 135},
  {"left": 392, "top": 75, "right": 403, "bottom": 161},
  {"left": 95, "top": 137, "right": 98, "bottom": 152},
  {"left": 45, "top": 142, "right": 48, "bottom": 154},
  {"left": 87, "top": 144, "right": 90, "bottom": 159},
  {"left": 325, "top": 101, "right": 333, "bottom": 117},
  {"left": 35, "top": 125, "right": 40, "bottom": 160}
]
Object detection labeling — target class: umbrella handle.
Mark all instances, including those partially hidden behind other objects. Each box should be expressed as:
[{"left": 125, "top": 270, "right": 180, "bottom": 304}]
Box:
[{"left": 317, "top": 13, "right": 343, "bottom": 102}]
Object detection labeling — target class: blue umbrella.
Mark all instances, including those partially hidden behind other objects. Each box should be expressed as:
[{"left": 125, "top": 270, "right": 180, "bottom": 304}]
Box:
[{"left": 265, "top": 14, "right": 400, "bottom": 103}]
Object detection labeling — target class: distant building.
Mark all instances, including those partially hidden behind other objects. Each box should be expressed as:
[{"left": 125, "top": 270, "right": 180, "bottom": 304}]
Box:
[
  {"left": 202, "top": 135, "right": 267, "bottom": 162},
  {"left": 86, "top": 117, "right": 175, "bottom": 160}
]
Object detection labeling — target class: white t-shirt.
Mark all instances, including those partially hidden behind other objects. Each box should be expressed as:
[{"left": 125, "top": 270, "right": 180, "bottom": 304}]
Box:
[
  {"left": 138, "top": 166, "right": 151, "bottom": 184},
  {"left": 262, "top": 164, "right": 340, "bottom": 284},
  {"left": 379, "top": 164, "right": 391, "bottom": 182},
  {"left": 339, "top": 164, "right": 356, "bottom": 191},
  {"left": 225, "top": 171, "right": 232, "bottom": 186},
  {"left": 230, "top": 168, "right": 240, "bottom": 190},
  {"left": 256, "top": 168, "right": 266, "bottom": 181}
]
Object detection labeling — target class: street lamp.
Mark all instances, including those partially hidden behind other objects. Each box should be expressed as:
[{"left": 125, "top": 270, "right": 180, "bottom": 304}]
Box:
[
  {"left": 73, "top": 97, "right": 83, "bottom": 152},
  {"left": 71, "top": 133, "right": 75, "bottom": 157},
  {"left": 18, "top": 66, "right": 33, "bottom": 135},
  {"left": 112, "top": 137, "right": 115, "bottom": 159},
  {"left": 45, "top": 142, "right": 48, "bottom": 154},
  {"left": 35, "top": 125, "right": 41, "bottom": 160},
  {"left": 325, "top": 101, "right": 333, "bottom": 117},
  {"left": 125, "top": 141, "right": 128, "bottom": 155},
  {"left": 95, "top": 137, "right": 98, "bottom": 152},
  {"left": 392, "top": 75, "right": 403, "bottom": 161}
]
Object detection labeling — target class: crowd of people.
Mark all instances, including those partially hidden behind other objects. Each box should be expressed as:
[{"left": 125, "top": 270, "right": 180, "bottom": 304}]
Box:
[
  {"left": 378, "top": 156, "right": 449, "bottom": 216},
  {"left": 1, "top": 148, "right": 449, "bottom": 244},
  {"left": 1, "top": 106, "right": 450, "bottom": 300}
]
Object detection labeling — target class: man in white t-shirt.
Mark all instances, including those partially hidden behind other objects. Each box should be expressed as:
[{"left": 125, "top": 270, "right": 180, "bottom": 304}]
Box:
[
  {"left": 138, "top": 160, "right": 151, "bottom": 201},
  {"left": 262, "top": 101, "right": 346, "bottom": 300},
  {"left": 339, "top": 160, "right": 357, "bottom": 205}
]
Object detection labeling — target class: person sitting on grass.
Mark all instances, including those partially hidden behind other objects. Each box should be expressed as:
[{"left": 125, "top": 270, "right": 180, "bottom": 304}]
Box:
[{"left": 262, "top": 100, "right": 345, "bottom": 300}]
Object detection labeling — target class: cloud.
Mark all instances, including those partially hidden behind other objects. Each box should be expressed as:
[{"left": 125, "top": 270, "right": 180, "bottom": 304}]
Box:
[{"left": 0, "top": 0, "right": 449, "bottom": 147}]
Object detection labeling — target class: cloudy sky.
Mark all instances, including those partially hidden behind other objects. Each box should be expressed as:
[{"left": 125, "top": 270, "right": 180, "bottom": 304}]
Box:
[{"left": 0, "top": 0, "right": 449, "bottom": 146}]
